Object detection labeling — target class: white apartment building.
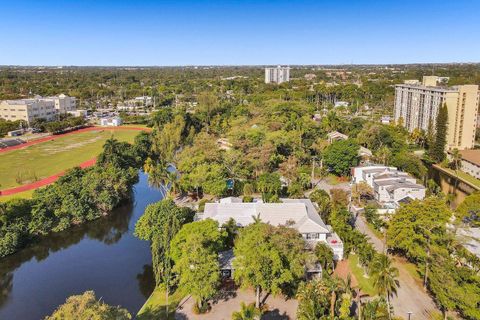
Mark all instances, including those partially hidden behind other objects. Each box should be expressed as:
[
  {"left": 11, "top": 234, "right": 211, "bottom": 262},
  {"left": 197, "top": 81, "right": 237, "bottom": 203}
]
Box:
[
  {"left": 47, "top": 94, "right": 77, "bottom": 114},
  {"left": 100, "top": 116, "right": 122, "bottom": 126},
  {"left": 394, "top": 76, "right": 479, "bottom": 150},
  {"left": 353, "top": 165, "right": 426, "bottom": 204},
  {"left": 0, "top": 98, "right": 56, "bottom": 123},
  {"left": 265, "top": 66, "right": 290, "bottom": 84},
  {"left": 0, "top": 94, "right": 77, "bottom": 124}
]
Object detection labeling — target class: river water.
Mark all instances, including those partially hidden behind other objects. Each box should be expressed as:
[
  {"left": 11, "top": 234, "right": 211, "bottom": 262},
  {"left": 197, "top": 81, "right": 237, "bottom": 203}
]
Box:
[{"left": 0, "top": 172, "right": 161, "bottom": 320}]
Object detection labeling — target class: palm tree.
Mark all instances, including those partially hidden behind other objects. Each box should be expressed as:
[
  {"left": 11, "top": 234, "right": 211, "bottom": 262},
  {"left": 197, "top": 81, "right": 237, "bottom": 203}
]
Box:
[
  {"left": 98, "top": 137, "right": 120, "bottom": 166},
  {"left": 362, "top": 298, "right": 389, "bottom": 320},
  {"left": 145, "top": 162, "right": 170, "bottom": 196},
  {"left": 369, "top": 255, "right": 399, "bottom": 320},
  {"left": 232, "top": 302, "right": 261, "bottom": 320}
]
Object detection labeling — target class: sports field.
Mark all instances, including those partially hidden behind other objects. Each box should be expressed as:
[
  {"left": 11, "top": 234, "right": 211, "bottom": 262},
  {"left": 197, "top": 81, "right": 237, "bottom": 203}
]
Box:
[{"left": 0, "top": 129, "right": 139, "bottom": 190}]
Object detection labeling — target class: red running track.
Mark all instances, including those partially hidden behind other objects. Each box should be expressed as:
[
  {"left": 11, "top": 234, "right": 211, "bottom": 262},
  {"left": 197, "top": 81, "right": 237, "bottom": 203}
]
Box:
[
  {"left": 0, "top": 158, "right": 97, "bottom": 196},
  {"left": 0, "top": 126, "right": 151, "bottom": 196},
  {"left": 0, "top": 126, "right": 151, "bottom": 154}
]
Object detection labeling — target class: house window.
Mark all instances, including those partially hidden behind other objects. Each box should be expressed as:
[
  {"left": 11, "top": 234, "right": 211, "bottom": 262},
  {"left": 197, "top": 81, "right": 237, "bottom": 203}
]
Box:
[{"left": 306, "top": 233, "right": 320, "bottom": 240}]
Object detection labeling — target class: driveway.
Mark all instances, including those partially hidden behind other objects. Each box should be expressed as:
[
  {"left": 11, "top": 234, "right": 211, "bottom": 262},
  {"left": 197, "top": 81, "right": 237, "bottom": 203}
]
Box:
[
  {"left": 175, "top": 288, "right": 297, "bottom": 320},
  {"left": 355, "top": 216, "right": 438, "bottom": 319}
]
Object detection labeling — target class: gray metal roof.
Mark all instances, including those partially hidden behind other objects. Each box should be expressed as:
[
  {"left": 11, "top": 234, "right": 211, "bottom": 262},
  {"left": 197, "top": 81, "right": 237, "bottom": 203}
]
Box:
[{"left": 203, "top": 198, "right": 330, "bottom": 234}]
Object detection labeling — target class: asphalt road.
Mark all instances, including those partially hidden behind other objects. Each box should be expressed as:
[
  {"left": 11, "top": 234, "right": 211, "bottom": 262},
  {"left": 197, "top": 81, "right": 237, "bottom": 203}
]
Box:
[{"left": 355, "top": 216, "right": 438, "bottom": 319}]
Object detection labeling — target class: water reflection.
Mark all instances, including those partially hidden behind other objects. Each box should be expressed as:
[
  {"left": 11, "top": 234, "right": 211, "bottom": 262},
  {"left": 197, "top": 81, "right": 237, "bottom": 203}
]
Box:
[
  {"left": 136, "top": 264, "right": 156, "bottom": 299},
  {"left": 0, "top": 172, "right": 161, "bottom": 320}
]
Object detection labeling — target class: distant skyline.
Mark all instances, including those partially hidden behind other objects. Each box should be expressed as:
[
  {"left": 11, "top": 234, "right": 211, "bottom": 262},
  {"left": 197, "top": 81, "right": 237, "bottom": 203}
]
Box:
[{"left": 1, "top": 0, "right": 479, "bottom": 66}]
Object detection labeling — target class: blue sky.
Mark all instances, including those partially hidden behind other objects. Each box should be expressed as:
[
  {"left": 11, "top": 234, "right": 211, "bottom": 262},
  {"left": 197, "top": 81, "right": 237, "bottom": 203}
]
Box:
[{"left": 0, "top": 0, "right": 479, "bottom": 66}]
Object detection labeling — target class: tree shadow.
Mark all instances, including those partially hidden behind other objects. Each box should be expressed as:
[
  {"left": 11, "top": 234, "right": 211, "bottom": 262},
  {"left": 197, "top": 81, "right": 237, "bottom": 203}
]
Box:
[
  {"left": 261, "top": 309, "right": 290, "bottom": 320},
  {"left": 211, "top": 287, "right": 237, "bottom": 305}
]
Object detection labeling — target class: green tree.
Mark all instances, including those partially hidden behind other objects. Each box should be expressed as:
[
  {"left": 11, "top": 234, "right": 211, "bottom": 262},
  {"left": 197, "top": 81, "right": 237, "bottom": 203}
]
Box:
[
  {"left": 231, "top": 302, "right": 262, "bottom": 320},
  {"left": 171, "top": 220, "right": 224, "bottom": 312},
  {"left": 387, "top": 197, "right": 452, "bottom": 262},
  {"left": 323, "top": 139, "right": 359, "bottom": 176},
  {"left": 309, "top": 189, "right": 332, "bottom": 222},
  {"left": 456, "top": 192, "right": 480, "bottom": 226},
  {"left": 430, "top": 103, "right": 448, "bottom": 162},
  {"left": 222, "top": 218, "right": 239, "bottom": 249},
  {"left": 233, "top": 222, "right": 306, "bottom": 308},
  {"left": 134, "top": 199, "right": 194, "bottom": 285},
  {"left": 45, "top": 290, "right": 131, "bottom": 320},
  {"left": 369, "top": 254, "right": 399, "bottom": 319},
  {"left": 315, "top": 242, "right": 334, "bottom": 274},
  {"left": 296, "top": 279, "right": 331, "bottom": 320},
  {"left": 256, "top": 172, "right": 282, "bottom": 202},
  {"left": 362, "top": 298, "right": 389, "bottom": 320}
]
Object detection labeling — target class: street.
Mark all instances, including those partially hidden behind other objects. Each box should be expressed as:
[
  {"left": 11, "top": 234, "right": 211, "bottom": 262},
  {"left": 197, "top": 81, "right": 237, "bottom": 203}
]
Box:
[{"left": 355, "top": 216, "right": 438, "bottom": 319}]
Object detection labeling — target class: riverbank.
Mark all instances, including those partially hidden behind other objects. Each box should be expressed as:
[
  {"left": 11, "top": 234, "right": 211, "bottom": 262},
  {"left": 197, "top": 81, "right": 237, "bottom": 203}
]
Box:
[
  {"left": 432, "top": 164, "right": 480, "bottom": 191},
  {"left": 0, "top": 172, "right": 161, "bottom": 320}
]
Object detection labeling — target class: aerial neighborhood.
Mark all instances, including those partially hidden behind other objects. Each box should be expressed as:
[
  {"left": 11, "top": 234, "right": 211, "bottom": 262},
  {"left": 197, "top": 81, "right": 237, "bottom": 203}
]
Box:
[{"left": 1, "top": 2, "right": 480, "bottom": 320}]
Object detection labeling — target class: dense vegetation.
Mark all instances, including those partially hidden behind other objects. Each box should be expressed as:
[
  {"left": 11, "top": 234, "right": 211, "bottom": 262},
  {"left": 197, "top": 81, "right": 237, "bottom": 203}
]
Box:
[
  {"left": 387, "top": 196, "right": 480, "bottom": 319},
  {"left": 45, "top": 290, "right": 131, "bottom": 320},
  {"left": 0, "top": 136, "right": 146, "bottom": 258},
  {"left": 3, "top": 64, "right": 480, "bottom": 318}
]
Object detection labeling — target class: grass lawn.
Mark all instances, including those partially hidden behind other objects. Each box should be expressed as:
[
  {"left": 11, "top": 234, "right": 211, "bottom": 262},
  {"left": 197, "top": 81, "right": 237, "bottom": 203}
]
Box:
[
  {"left": 0, "top": 129, "right": 139, "bottom": 189},
  {"left": 393, "top": 256, "right": 423, "bottom": 286},
  {"left": 0, "top": 189, "right": 35, "bottom": 202},
  {"left": 137, "top": 287, "right": 186, "bottom": 320},
  {"left": 364, "top": 219, "right": 385, "bottom": 240},
  {"left": 347, "top": 255, "right": 378, "bottom": 297},
  {"left": 326, "top": 174, "right": 349, "bottom": 186},
  {"left": 433, "top": 164, "right": 480, "bottom": 189}
]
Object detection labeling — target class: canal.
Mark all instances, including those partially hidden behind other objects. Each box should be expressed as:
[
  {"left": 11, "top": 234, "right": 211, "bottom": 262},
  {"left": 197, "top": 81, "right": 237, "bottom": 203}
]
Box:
[
  {"left": 0, "top": 172, "right": 161, "bottom": 320},
  {"left": 427, "top": 165, "right": 475, "bottom": 208}
]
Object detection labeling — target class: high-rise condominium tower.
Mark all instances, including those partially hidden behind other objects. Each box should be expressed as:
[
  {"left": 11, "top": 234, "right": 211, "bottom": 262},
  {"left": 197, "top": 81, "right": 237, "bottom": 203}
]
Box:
[
  {"left": 265, "top": 66, "right": 290, "bottom": 84},
  {"left": 394, "top": 76, "right": 479, "bottom": 150}
]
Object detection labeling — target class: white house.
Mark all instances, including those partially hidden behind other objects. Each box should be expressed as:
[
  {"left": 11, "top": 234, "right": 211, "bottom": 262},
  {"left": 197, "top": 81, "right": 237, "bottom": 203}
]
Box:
[
  {"left": 352, "top": 165, "right": 425, "bottom": 206},
  {"left": 381, "top": 116, "right": 392, "bottom": 124},
  {"left": 327, "top": 131, "right": 348, "bottom": 144},
  {"left": 201, "top": 197, "right": 344, "bottom": 260},
  {"left": 334, "top": 101, "right": 349, "bottom": 108},
  {"left": 100, "top": 116, "right": 122, "bottom": 126}
]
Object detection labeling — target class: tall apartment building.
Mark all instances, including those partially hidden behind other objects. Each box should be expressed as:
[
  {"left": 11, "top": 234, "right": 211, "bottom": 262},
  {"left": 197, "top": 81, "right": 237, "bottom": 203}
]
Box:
[
  {"left": 0, "top": 94, "right": 77, "bottom": 124},
  {"left": 394, "top": 76, "right": 479, "bottom": 150},
  {"left": 265, "top": 66, "right": 290, "bottom": 84}
]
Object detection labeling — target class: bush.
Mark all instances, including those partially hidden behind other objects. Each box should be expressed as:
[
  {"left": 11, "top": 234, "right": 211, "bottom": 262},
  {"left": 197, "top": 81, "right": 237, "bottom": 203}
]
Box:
[
  {"left": 243, "top": 183, "right": 254, "bottom": 196},
  {"left": 192, "top": 302, "right": 210, "bottom": 314},
  {"left": 198, "top": 199, "right": 208, "bottom": 212},
  {"left": 242, "top": 195, "right": 253, "bottom": 203}
]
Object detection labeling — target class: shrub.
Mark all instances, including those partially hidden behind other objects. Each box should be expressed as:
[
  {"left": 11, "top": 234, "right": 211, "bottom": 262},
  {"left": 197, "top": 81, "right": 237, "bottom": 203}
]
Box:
[
  {"left": 242, "top": 195, "right": 253, "bottom": 203},
  {"left": 198, "top": 199, "right": 208, "bottom": 212}
]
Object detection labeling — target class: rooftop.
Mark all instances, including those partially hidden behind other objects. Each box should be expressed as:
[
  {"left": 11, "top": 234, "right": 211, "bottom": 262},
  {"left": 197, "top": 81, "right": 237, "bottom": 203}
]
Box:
[
  {"left": 203, "top": 198, "right": 330, "bottom": 234},
  {"left": 385, "top": 181, "right": 425, "bottom": 192},
  {"left": 457, "top": 228, "right": 480, "bottom": 258},
  {"left": 458, "top": 149, "right": 480, "bottom": 167}
]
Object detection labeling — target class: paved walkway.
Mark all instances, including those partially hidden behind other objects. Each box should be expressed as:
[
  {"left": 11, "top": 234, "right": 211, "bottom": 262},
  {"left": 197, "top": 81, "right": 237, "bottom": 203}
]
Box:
[
  {"left": 0, "top": 125, "right": 151, "bottom": 153},
  {"left": 175, "top": 288, "right": 297, "bottom": 320},
  {"left": 355, "top": 216, "right": 438, "bottom": 319},
  {"left": 0, "top": 158, "right": 97, "bottom": 195},
  {"left": 314, "top": 178, "right": 351, "bottom": 194}
]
